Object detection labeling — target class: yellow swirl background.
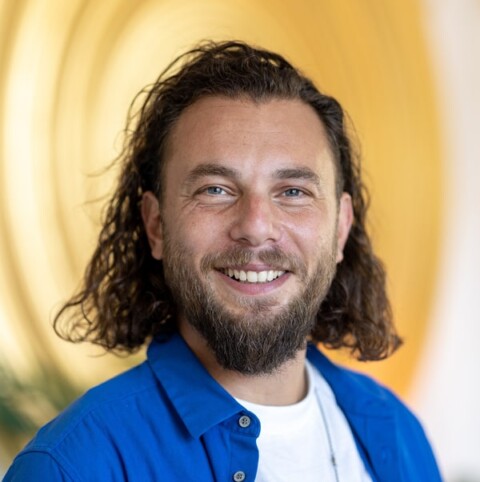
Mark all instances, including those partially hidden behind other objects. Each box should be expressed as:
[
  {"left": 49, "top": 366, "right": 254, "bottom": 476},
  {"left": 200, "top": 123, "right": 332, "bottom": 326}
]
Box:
[{"left": 0, "top": 0, "right": 441, "bottom": 434}]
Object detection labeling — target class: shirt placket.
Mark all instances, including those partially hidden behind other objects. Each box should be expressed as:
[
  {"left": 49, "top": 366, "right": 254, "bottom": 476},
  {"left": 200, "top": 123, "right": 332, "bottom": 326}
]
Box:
[{"left": 227, "top": 410, "right": 260, "bottom": 482}]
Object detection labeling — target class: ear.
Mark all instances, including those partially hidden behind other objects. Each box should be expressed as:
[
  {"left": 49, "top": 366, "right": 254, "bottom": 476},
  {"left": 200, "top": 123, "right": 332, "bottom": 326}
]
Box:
[
  {"left": 141, "top": 191, "right": 164, "bottom": 260},
  {"left": 335, "top": 193, "right": 354, "bottom": 263}
]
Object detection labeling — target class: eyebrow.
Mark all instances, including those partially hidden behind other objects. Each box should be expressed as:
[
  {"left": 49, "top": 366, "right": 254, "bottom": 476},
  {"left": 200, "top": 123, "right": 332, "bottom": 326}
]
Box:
[
  {"left": 184, "top": 163, "right": 240, "bottom": 186},
  {"left": 184, "top": 163, "right": 322, "bottom": 190},
  {"left": 273, "top": 167, "right": 322, "bottom": 190}
]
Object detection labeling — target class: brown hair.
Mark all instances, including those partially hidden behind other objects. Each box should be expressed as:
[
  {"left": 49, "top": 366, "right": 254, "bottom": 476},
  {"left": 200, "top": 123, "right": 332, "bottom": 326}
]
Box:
[{"left": 54, "top": 41, "right": 401, "bottom": 360}]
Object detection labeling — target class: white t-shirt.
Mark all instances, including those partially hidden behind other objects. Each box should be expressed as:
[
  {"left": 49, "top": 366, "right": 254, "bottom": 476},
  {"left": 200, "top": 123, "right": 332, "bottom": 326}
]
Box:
[{"left": 236, "top": 361, "right": 372, "bottom": 482}]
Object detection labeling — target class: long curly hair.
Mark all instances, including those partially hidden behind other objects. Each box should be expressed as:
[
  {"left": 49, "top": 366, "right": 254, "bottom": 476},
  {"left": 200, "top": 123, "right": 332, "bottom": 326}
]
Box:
[{"left": 54, "top": 40, "right": 401, "bottom": 361}]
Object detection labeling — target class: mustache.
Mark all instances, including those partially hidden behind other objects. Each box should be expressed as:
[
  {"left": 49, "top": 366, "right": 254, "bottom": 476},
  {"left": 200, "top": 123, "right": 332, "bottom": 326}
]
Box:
[{"left": 200, "top": 245, "right": 306, "bottom": 276}]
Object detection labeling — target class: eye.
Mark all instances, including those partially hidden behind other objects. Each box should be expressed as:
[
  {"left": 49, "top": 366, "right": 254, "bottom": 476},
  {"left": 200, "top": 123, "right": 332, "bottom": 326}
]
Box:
[
  {"left": 283, "top": 188, "right": 304, "bottom": 197},
  {"left": 205, "top": 186, "right": 227, "bottom": 195},
  {"left": 195, "top": 185, "right": 234, "bottom": 203}
]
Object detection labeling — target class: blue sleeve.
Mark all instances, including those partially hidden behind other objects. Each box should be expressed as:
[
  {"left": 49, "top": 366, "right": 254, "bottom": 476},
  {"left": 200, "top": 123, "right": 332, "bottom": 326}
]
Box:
[
  {"left": 397, "top": 406, "right": 443, "bottom": 481},
  {"left": 3, "top": 451, "right": 74, "bottom": 482}
]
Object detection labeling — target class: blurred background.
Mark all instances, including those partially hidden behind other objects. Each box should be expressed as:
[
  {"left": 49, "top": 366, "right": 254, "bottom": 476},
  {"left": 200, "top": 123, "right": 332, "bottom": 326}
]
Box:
[{"left": 0, "top": 0, "right": 478, "bottom": 480}]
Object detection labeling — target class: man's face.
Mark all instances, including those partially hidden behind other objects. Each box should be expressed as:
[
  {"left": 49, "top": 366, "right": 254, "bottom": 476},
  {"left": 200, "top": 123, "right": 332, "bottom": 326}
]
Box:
[{"left": 142, "top": 96, "right": 352, "bottom": 374}]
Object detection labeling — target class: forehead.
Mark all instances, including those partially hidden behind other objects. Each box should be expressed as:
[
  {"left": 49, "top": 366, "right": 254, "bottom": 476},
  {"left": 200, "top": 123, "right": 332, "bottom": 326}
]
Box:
[{"left": 163, "top": 96, "right": 336, "bottom": 184}]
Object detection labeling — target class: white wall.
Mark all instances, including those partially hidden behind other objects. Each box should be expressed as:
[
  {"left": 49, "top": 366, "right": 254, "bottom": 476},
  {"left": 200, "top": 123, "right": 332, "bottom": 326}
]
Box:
[{"left": 412, "top": 1, "right": 480, "bottom": 480}]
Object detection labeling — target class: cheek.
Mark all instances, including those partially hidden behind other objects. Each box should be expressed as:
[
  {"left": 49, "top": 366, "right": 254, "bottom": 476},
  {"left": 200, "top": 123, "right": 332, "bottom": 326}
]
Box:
[
  {"left": 286, "top": 215, "right": 337, "bottom": 263},
  {"left": 285, "top": 210, "right": 332, "bottom": 243},
  {"left": 167, "top": 212, "right": 224, "bottom": 262}
]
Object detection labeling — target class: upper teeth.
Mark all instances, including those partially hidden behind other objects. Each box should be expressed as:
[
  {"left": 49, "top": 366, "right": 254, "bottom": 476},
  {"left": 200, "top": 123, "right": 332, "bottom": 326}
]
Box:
[{"left": 224, "top": 269, "right": 285, "bottom": 283}]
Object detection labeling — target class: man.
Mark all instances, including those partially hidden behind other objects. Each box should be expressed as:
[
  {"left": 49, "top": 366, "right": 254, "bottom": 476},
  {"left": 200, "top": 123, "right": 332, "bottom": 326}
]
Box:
[{"left": 5, "top": 41, "right": 441, "bottom": 481}]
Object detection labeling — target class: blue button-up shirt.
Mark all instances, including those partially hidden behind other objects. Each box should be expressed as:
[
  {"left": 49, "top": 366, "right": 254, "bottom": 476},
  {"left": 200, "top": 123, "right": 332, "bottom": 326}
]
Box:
[{"left": 4, "top": 334, "right": 442, "bottom": 481}]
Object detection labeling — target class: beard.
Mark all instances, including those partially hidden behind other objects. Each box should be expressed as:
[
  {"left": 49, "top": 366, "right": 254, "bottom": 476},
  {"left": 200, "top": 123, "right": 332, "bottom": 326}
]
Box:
[{"left": 162, "top": 238, "right": 337, "bottom": 375}]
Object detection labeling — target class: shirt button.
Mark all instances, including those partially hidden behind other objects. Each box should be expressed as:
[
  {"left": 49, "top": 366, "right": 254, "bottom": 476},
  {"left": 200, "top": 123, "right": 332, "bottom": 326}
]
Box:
[
  {"left": 233, "top": 471, "right": 246, "bottom": 481},
  {"left": 238, "top": 415, "right": 251, "bottom": 428}
]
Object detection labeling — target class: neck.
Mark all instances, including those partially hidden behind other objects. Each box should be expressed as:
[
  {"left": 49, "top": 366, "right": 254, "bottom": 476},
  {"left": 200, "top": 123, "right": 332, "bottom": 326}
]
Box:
[{"left": 179, "top": 321, "right": 308, "bottom": 406}]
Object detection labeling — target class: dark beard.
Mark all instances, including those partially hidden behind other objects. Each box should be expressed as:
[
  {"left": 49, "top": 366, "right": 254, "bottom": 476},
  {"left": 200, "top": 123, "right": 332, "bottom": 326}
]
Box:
[{"left": 163, "top": 241, "right": 337, "bottom": 375}]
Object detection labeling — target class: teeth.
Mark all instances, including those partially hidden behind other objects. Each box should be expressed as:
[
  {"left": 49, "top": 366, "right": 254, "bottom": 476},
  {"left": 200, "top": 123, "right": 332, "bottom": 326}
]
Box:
[{"left": 223, "top": 269, "right": 285, "bottom": 283}]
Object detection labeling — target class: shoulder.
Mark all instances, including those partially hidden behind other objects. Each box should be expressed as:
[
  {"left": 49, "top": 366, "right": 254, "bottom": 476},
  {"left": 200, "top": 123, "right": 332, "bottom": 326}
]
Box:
[
  {"left": 307, "top": 344, "right": 426, "bottom": 428},
  {"left": 307, "top": 344, "right": 442, "bottom": 480},
  {"left": 5, "top": 361, "right": 171, "bottom": 480},
  {"left": 307, "top": 343, "right": 412, "bottom": 411},
  {"left": 35, "top": 361, "right": 160, "bottom": 446}
]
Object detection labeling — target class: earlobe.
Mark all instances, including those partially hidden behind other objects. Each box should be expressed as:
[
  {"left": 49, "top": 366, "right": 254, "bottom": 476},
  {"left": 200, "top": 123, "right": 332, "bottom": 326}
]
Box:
[
  {"left": 141, "top": 191, "right": 164, "bottom": 260},
  {"left": 336, "top": 193, "right": 354, "bottom": 263}
]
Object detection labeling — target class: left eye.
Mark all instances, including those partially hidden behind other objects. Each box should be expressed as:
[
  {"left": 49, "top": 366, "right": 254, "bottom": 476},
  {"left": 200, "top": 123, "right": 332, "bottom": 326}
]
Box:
[
  {"left": 205, "top": 186, "right": 227, "bottom": 195},
  {"left": 283, "top": 188, "right": 303, "bottom": 197}
]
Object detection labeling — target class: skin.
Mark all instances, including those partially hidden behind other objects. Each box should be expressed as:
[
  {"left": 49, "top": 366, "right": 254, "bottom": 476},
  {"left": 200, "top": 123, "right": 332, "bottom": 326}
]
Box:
[{"left": 142, "top": 96, "right": 353, "bottom": 405}]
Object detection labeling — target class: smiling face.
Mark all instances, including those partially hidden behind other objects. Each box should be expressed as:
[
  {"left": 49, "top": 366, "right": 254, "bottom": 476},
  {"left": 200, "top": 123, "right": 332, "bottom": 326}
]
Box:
[{"left": 142, "top": 96, "right": 353, "bottom": 373}]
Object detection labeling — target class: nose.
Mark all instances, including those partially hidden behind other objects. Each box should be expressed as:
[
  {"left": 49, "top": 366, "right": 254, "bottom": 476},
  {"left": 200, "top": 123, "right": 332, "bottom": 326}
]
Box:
[{"left": 229, "top": 194, "right": 281, "bottom": 246}]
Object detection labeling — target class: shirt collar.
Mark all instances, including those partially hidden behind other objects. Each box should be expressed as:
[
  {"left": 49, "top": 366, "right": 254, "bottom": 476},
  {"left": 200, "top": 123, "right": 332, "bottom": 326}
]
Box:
[
  {"left": 147, "top": 333, "right": 244, "bottom": 439},
  {"left": 147, "top": 334, "right": 393, "bottom": 438},
  {"left": 306, "top": 343, "right": 394, "bottom": 418},
  {"left": 307, "top": 344, "right": 399, "bottom": 481}
]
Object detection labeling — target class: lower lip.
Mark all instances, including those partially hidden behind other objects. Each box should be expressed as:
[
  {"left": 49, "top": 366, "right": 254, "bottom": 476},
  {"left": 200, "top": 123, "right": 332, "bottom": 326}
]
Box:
[{"left": 215, "top": 270, "right": 290, "bottom": 295}]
